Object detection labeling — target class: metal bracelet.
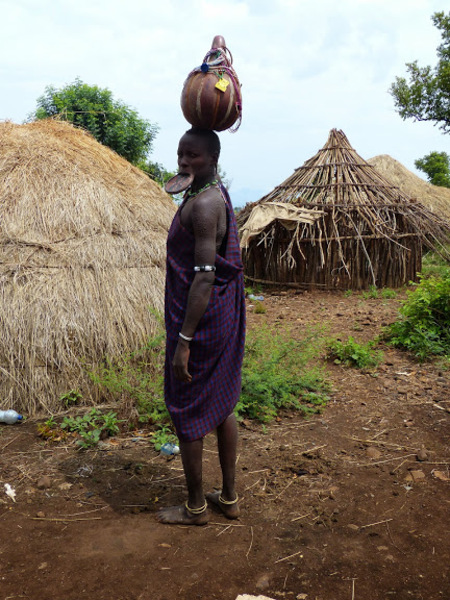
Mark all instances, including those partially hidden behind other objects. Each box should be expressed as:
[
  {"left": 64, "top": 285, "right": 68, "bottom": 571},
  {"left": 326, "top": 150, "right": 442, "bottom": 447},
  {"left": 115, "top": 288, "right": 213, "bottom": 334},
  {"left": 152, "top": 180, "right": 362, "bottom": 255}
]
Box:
[
  {"left": 194, "top": 265, "right": 216, "bottom": 272},
  {"left": 179, "top": 332, "right": 193, "bottom": 342}
]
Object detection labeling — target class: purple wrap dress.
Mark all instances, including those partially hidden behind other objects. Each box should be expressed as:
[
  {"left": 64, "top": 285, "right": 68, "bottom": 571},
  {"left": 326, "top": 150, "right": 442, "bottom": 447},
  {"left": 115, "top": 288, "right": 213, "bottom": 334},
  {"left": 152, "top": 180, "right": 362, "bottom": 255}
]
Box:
[{"left": 164, "top": 182, "right": 246, "bottom": 442}]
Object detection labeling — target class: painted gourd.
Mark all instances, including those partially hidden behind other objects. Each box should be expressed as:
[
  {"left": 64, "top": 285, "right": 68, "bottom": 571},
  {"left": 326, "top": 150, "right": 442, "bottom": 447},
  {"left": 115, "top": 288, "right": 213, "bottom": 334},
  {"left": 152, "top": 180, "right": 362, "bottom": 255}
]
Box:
[{"left": 180, "top": 35, "right": 242, "bottom": 132}]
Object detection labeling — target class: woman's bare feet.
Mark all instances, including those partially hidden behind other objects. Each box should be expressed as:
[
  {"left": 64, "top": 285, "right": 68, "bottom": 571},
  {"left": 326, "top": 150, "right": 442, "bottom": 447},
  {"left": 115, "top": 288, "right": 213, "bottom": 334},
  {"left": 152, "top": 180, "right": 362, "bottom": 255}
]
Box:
[
  {"left": 156, "top": 502, "right": 209, "bottom": 526},
  {"left": 206, "top": 491, "right": 240, "bottom": 519}
]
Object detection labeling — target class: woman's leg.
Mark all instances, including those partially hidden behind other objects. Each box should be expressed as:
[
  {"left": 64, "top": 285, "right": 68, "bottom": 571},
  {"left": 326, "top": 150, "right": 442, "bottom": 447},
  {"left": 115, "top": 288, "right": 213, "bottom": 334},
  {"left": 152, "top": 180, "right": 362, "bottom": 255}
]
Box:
[
  {"left": 206, "top": 413, "right": 240, "bottom": 519},
  {"left": 157, "top": 437, "right": 208, "bottom": 525}
]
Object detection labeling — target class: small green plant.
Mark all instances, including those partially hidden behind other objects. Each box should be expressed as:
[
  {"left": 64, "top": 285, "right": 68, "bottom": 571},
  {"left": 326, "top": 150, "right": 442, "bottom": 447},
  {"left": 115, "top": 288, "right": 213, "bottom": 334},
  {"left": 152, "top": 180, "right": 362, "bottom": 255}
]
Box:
[
  {"left": 89, "top": 322, "right": 169, "bottom": 424},
  {"left": 385, "top": 274, "right": 450, "bottom": 360},
  {"left": 151, "top": 425, "right": 178, "bottom": 451},
  {"left": 235, "top": 324, "right": 330, "bottom": 423},
  {"left": 45, "top": 416, "right": 57, "bottom": 428},
  {"left": 61, "top": 408, "right": 121, "bottom": 448},
  {"left": 344, "top": 290, "right": 353, "bottom": 298},
  {"left": 327, "top": 336, "right": 383, "bottom": 369},
  {"left": 381, "top": 288, "right": 398, "bottom": 299},
  {"left": 37, "top": 416, "right": 68, "bottom": 442},
  {"left": 254, "top": 301, "right": 266, "bottom": 314},
  {"left": 245, "top": 284, "right": 263, "bottom": 297},
  {"left": 421, "top": 248, "right": 450, "bottom": 279},
  {"left": 88, "top": 317, "right": 176, "bottom": 449},
  {"left": 60, "top": 389, "right": 82, "bottom": 408},
  {"left": 362, "top": 285, "right": 379, "bottom": 300}
]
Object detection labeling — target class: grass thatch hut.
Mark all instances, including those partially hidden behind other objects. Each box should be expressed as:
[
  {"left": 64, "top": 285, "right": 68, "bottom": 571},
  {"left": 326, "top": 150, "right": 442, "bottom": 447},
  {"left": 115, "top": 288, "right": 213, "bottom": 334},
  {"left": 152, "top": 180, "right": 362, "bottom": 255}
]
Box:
[
  {"left": 367, "top": 154, "right": 450, "bottom": 223},
  {"left": 238, "top": 129, "right": 450, "bottom": 290},
  {"left": 0, "top": 119, "right": 176, "bottom": 415}
]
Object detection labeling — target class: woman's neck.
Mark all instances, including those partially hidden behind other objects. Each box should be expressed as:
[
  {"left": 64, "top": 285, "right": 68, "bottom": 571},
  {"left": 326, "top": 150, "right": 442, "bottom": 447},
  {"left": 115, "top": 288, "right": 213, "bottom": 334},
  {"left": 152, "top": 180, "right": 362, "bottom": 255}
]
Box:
[{"left": 190, "top": 173, "right": 217, "bottom": 194}]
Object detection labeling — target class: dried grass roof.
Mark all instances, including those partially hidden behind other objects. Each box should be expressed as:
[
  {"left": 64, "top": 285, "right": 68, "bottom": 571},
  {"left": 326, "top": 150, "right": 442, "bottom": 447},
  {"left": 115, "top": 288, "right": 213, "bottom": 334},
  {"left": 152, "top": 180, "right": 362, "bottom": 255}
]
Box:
[
  {"left": 237, "top": 129, "right": 450, "bottom": 255},
  {"left": 367, "top": 154, "right": 450, "bottom": 222},
  {"left": 0, "top": 119, "right": 176, "bottom": 415}
]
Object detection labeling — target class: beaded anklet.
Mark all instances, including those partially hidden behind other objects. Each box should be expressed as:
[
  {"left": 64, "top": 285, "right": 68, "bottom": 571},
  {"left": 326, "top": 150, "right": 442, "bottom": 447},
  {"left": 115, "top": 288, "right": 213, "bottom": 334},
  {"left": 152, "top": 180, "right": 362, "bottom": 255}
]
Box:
[
  {"left": 185, "top": 500, "right": 208, "bottom": 515},
  {"left": 218, "top": 493, "right": 239, "bottom": 505}
]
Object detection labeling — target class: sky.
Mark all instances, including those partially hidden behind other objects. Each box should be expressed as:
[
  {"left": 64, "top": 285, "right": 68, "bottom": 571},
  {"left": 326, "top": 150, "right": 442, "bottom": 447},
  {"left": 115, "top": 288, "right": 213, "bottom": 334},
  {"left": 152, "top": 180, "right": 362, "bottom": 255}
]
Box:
[{"left": 1, "top": 0, "right": 448, "bottom": 207}]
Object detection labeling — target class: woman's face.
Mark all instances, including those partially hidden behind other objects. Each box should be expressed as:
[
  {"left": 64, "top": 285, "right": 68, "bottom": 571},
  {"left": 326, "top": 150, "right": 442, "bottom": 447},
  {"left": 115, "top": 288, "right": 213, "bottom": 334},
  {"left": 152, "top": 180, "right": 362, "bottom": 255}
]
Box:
[{"left": 177, "top": 134, "right": 216, "bottom": 181}]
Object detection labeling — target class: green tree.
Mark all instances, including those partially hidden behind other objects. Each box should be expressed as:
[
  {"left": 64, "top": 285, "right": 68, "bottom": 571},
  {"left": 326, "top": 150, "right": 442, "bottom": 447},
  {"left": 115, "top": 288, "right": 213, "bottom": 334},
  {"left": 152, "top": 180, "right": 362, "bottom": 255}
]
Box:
[
  {"left": 415, "top": 151, "right": 450, "bottom": 187},
  {"left": 139, "top": 160, "right": 175, "bottom": 186},
  {"left": 390, "top": 11, "right": 450, "bottom": 133},
  {"left": 29, "top": 78, "right": 158, "bottom": 165}
]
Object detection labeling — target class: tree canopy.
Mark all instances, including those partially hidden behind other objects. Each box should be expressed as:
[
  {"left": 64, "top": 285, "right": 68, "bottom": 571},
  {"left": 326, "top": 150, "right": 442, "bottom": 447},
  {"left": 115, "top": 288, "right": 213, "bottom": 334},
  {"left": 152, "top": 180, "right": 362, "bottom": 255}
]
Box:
[
  {"left": 29, "top": 78, "right": 158, "bottom": 165},
  {"left": 415, "top": 151, "right": 450, "bottom": 188},
  {"left": 390, "top": 11, "right": 450, "bottom": 133}
]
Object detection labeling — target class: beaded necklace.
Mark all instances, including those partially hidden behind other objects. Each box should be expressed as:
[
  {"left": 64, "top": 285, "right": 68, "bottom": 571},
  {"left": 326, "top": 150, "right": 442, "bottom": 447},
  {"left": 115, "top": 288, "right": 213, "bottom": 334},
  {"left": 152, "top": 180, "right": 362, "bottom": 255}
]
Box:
[{"left": 184, "top": 179, "right": 218, "bottom": 200}]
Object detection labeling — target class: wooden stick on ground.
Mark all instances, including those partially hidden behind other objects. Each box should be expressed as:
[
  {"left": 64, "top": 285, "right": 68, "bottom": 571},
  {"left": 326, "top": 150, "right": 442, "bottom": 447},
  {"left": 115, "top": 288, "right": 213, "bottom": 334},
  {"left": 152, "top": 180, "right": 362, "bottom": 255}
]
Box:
[
  {"left": 275, "top": 549, "right": 304, "bottom": 564},
  {"left": 246, "top": 525, "right": 254, "bottom": 559},
  {"left": 31, "top": 517, "right": 103, "bottom": 522},
  {"left": 360, "top": 518, "right": 393, "bottom": 529}
]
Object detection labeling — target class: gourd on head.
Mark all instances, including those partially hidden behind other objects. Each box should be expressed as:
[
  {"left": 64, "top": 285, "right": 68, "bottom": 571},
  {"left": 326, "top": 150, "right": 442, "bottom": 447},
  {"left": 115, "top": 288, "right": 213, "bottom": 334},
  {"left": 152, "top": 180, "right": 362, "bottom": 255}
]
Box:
[{"left": 180, "top": 34, "right": 242, "bottom": 132}]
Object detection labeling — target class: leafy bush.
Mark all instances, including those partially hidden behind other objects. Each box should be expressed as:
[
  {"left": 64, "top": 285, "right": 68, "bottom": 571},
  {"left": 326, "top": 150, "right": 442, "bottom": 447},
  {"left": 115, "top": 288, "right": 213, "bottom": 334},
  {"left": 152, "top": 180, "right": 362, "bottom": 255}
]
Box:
[
  {"left": 60, "top": 389, "right": 82, "bottom": 408},
  {"left": 327, "top": 336, "right": 383, "bottom": 369},
  {"left": 381, "top": 288, "right": 398, "bottom": 300},
  {"left": 236, "top": 324, "right": 330, "bottom": 423},
  {"left": 61, "top": 408, "right": 121, "bottom": 449},
  {"left": 385, "top": 274, "right": 450, "bottom": 360},
  {"left": 88, "top": 318, "right": 331, "bottom": 440},
  {"left": 89, "top": 324, "right": 168, "bottom": 424},
  {"left": 254, "top": 301, "right": 266, "bottom": 314},
  {"left": 421, "top": 248, "right": 450, "bottom": 279},
  {"left": 150, "top": 425, "right": 178, "bottom": 452},
  {"left": 362, "top": 285, "right": 379, "bottom": 299}
]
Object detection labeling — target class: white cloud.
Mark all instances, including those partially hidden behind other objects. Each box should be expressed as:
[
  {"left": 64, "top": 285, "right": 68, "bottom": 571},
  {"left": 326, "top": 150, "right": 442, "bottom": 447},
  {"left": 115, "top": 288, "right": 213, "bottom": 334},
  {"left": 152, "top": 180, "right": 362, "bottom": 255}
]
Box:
[{"left": 0, "top": 0, "right": 448, "bottom": 205}]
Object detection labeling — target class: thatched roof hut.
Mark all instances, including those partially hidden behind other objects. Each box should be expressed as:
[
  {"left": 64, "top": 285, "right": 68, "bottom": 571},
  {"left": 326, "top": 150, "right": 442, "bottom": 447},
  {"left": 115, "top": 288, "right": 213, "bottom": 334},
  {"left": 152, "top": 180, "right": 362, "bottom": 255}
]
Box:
[
  {"left": 238, "top": 129, "right": 450, "bottom": 290},
  {"left": 0, "top": 119, "right": 176, "bottom": 415},
  {"left": 367, "top": 154, "right": 450, "bottom": 222}
]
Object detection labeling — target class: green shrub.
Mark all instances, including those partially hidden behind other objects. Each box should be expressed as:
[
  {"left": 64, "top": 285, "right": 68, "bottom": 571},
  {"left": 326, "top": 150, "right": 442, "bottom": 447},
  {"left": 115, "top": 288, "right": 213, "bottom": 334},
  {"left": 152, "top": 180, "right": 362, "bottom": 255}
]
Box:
[
  {"left": 385, "top": 274, "right": 450, "bottom": 360},
  {"left": 60, "top": 389, "right": 82, "bottom": 408},
  {"left": 87, "top": 318, "right": 331, "bottom": 441},
  {"left": 88, "top": 322, "right": 175, "bottom": 449},
  {"left": 327, "top": 336, "right": 383, "bottom": 369},
  {"left": 236, "top": 324, "right": 330, "bottom": 423},
  {"left": 61, "top": 408, "right": 121, "bottom": 449},
  {"left": 254, "top": 300, "right": 266, "bottom": 314},
  {"left": 89, "top": 323, "right": 168, "bottom": 426},
  {"left": 362, "top": 285, "right": 379, "bottom": 299},
  {"left": 381, "top": 288, "right": 398, "bottom": 299},
  {"left": 421, "top": 248, "right": 450, "bottom": 279}
]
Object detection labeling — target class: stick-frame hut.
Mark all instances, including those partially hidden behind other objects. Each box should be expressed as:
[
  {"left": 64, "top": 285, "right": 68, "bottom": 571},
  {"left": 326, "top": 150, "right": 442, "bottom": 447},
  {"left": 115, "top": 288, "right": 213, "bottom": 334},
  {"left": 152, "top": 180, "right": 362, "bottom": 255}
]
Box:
[{"left": 238, "top": 129, "right": 450, "bottom": 290}]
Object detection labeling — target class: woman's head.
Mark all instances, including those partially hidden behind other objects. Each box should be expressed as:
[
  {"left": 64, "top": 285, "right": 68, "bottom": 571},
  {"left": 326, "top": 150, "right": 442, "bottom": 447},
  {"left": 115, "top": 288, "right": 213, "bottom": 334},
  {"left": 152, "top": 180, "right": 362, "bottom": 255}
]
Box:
[{"left": 177, "top": 127, "right": 221, "bottom": 183}]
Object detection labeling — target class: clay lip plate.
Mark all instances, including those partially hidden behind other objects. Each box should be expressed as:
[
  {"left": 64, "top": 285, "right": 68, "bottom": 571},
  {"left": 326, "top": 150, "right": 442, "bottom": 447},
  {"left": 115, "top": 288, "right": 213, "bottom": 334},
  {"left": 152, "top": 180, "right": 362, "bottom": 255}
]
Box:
[{"left": 164, "top": 173, "right": 194, "bottom": 194}]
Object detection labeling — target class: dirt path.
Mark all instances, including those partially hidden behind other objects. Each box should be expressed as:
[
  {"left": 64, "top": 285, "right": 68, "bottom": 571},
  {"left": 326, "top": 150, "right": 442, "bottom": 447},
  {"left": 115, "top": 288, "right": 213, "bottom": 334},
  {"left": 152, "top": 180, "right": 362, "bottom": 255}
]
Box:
[{"left": 0, "top": 290, "right": 449, "bottom": 600}]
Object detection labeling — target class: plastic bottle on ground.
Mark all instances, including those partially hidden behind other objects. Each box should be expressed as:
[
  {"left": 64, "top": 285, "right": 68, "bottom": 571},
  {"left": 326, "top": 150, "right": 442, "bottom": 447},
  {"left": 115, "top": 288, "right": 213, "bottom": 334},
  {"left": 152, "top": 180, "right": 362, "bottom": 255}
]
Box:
[
  {"left": 0, "top": 410, "right": 23, "bottom": 424},
  {"left": 160, "top": 442, "right": 180, "bottom": 456}
]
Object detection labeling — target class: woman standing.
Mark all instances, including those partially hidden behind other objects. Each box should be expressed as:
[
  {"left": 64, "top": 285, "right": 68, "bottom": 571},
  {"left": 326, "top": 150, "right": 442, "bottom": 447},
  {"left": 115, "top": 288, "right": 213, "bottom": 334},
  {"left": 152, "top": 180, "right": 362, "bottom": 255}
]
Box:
[{"left": 157, "top": 127, "right": 246, "bottom": 525}]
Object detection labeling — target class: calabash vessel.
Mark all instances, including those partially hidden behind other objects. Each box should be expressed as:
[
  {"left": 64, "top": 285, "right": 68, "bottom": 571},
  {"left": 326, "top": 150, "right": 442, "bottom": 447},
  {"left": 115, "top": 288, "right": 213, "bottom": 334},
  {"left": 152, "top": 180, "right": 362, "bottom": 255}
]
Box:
[{"left": 180, "top": 35, "right": 242, "bottom": 132}]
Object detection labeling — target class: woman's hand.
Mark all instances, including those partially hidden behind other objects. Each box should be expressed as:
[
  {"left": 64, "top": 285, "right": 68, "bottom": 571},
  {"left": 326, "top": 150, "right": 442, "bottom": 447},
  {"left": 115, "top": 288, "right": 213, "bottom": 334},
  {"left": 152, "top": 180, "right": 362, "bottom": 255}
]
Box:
[{"left": 172, "top": 340, "right": 192, "bottom": 382}]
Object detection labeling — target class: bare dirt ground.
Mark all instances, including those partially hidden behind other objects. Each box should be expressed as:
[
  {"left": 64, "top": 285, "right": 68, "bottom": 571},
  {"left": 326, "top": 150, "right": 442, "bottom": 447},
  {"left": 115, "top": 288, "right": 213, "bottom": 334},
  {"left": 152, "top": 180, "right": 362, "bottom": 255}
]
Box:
[{"left": 0, "top": 289, "right": 449, "bottom": 600}]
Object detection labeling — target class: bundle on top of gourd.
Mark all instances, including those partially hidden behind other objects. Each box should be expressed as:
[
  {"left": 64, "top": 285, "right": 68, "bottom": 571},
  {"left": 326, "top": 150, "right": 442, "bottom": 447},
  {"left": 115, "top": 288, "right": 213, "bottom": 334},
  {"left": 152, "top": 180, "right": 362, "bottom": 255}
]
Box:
[{"left": 165, "top": 35, "right": 242, "bottom": 195}]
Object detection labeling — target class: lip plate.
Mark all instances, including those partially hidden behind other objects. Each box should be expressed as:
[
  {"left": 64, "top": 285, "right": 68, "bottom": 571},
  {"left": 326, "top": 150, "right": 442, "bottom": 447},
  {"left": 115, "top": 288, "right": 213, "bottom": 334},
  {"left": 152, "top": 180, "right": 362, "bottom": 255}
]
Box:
[{"left": 164, "top": 173, "right": 194, "bottom": 194}]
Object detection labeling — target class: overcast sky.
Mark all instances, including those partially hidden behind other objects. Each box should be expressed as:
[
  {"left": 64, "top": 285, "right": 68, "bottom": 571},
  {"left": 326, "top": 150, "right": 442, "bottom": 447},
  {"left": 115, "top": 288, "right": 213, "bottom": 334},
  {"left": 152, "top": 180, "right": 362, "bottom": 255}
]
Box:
[{"left": 1, "top": 0, "right": 448, "bottom": 207}]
